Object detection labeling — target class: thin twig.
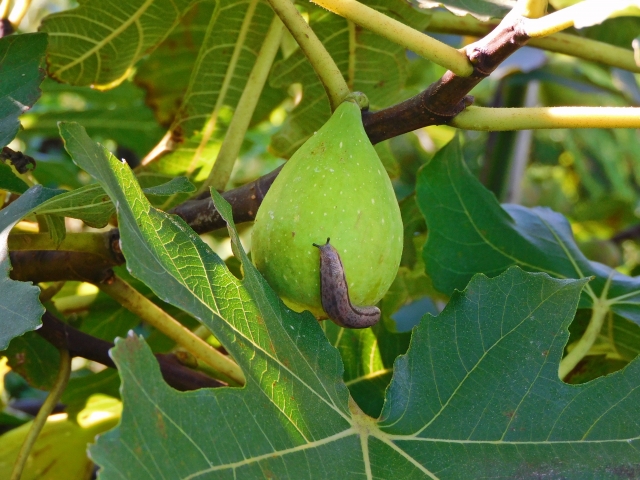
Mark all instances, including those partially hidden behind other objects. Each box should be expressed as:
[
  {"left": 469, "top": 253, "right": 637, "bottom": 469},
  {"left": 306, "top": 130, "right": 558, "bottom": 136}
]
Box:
[
  {"left": 10, "top": 348, "right": 71, "bottom": 480},
  {"left": 38, "top": 311, "right": 225, "bottom": 390}
]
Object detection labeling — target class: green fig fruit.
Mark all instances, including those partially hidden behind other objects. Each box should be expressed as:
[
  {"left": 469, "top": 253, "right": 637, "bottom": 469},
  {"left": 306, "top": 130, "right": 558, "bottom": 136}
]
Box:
[{"left": 251, "top": 98, "right": 403, "bottom": 318}]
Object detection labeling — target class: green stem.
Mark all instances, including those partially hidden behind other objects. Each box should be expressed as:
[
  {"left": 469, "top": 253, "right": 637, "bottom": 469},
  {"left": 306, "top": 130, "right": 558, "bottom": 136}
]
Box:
[
  {"left": 200, "top": 16, "right": 284, "bottom": 193},
  {"left": 8, "top": 232, "right": 111, "bottom": 259},
  {"left": 559, "top": 301, "right": 608, "bottom": 380},
  {"left": 427, "top": 10, "right": 640, "bottom": 73},
  {"left": 99, "top": 275, "right": 245, "bottom": 385},
  {"left": 10, "top": 348, "right": 71, "bottom": 480},
  {"left": 451, "top": 106, "right": 640, "bottom": 130},
  {"left": 522, "top": 0, "right": 638, "bottom": 38},
  {"left": 311, "top": 0, "right": 473, "bottom": 77},
  {"left": 513, "top": 0, "right": 547, "bottom": 18},
  {"left": 266, "top": 0, "right": 350, "bottom": 110},
  {"left": 8, "top": 0, "right": 31, "bottom": 27},
  {"left": 559, "top": 274, "right": 614, "bottom": 380}
]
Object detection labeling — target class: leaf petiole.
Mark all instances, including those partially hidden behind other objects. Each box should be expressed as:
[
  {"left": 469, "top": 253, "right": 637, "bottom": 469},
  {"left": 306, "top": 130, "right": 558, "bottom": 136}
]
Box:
[
  {"left": 99, "top": 275, "right": 245, "bottom": 385},
  {"left": 310, "top": 0, "right": 473, "bottom": 76},
  {"left": 10, "top": 348, "right": 71, "bottom": 480},
  {"left": 266, "top": 0, "right": 350, "bottom": 110}
]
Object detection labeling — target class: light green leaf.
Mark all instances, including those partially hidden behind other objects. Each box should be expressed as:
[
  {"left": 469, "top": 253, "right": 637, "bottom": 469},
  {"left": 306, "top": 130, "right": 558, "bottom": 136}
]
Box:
[
  {"left": 59, "top": 121, "right": 354, "bottom": 476},
  {"left": 134, "top": 1, "right": 215, "bottom": 127},
  {"left": 269, "top": 0, "right": 430, "bottom": 161},
  {"left": 142, "top": 176, "right": 195, "bottom": 196},
  {"left": 0, "top": 33, "right": 47, "bottom": 148},
  {"left": 40, "top": 0, "right": 200, "bottom": 88},
  {"left": 41, "top": 213, "right": 66, "bottom": 246},
  {"left": 61, "top": 369, "right": 120, "bottom": 419},
  {"left": 416, "top": 137, "right": 640, "bottom": 325},
  {"left": 141, "top": 0, "right": 276, "bottom": 182},
  {"left": 0, "top": 185, "right": 60, "bottom": 350}
]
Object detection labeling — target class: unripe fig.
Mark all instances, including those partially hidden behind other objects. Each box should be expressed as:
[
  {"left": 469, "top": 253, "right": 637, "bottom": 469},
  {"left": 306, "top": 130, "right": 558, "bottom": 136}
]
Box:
[{"left": 251, "top": 98, "right": 403, "bottom": 318}]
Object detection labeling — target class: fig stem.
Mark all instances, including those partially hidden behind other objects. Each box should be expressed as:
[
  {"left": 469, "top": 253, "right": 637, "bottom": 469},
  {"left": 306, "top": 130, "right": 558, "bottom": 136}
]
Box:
[{"left": 265, "top": 0, "right": 350, "bottom": 110}]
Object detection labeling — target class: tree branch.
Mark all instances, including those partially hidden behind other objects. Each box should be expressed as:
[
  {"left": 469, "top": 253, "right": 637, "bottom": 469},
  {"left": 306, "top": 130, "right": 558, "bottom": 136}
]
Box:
[
  {"left": 38, "top": 311, "right": 225, "bottom": 391},
  {"left": 362, "top": 8, "right": 530, "bottom": 144},
  {"left": 426, "top": 10, "right": 640, "bottom": 73}
]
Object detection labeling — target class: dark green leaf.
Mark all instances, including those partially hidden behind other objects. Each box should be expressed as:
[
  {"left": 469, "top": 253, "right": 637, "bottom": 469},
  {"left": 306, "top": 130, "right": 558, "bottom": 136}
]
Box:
[
  {"left": 3, "top": 332, "right": 60, "bottom": 390},
  {"left": 416, "top": 138, "right": 640, "bottom": 324},
  {"left": 378, "top": 269, "right": 640, "bottom": 476},
  {"left": 0, "top": 185, "right": 60, "bottom": 350},
  {"left": 92, "top": 265, "right": 640, "bottom": 477},
  {"left": 0, "top": 162, "right": 28, "bottom": 194},
  {"left": 0, "top": 33, "right": 47, "bottom": 148}
]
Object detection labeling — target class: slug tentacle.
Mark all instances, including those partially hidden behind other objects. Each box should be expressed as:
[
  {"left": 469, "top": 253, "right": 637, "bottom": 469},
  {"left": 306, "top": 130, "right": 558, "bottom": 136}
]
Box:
[{"left": 313, "top": 238, "right": 381, "bottom": 329}]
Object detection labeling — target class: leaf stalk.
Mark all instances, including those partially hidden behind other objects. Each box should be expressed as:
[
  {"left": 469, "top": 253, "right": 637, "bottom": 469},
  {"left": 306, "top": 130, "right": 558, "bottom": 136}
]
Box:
[
  {"left": 10, "top": 348, "right": 71, "bottom": 480},
  {"left": 310, "top": 0, "right": 473, "bottom": 76},
  {"left": 98, "top": 275, "right": 245, "bottom": 385},
  {"left": 522, "top": 0, "right": 640, "bottom": 38},
  {"left": 451, "top": 106, "right": 640, "bottom": 131},
  {"left": 266, "top": 0, "right": 350, "bottom": 110},
  {"left": 559, "top": 275, "right": 614, "bottom": 379}
]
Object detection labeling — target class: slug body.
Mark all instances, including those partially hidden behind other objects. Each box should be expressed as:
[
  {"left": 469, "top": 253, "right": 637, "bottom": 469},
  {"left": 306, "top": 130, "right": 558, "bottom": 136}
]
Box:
[{"left": 313, "top": 238, "right": 381, "bottom": 328}]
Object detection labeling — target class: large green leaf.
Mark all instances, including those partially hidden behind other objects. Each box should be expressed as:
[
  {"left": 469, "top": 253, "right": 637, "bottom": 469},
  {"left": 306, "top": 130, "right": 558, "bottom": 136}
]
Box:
[
  {"left": 141, "top": 0, "right": 277, "bottom": 182},
  {"left": 60, "top": 121, "right": 639, "bottom": 477},
  {"left": 0, "top": 163, "right": 28, "bottom": 194},
  {"left": 269, "top": 0, "right": 431, "bottom": 160},
  {"left": 134, "top": 1, "right": 215, "bottom": 127},
  {"left": 0, "top": 33, "right": 47, "bottom": 148},
  {"left": 0, "top": 186, "right": 60, "bottom": 350},
  {"left": 91, "top": 265, "right": 640, "bottom": 477},
  {"left": 59, "top": 121, "right": 351, "bottom": 475},
  {"left": 39, "top": 0, "right": 200, "bottom": 88},
  {"left": 416, "top": 138, "right": 640, "bottom": 325}
]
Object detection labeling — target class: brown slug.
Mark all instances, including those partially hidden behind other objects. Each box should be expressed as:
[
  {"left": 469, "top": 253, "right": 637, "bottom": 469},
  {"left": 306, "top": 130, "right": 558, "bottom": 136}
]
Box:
[{"left": 312, "top": 238, "right": 381, "bottom": 329}]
